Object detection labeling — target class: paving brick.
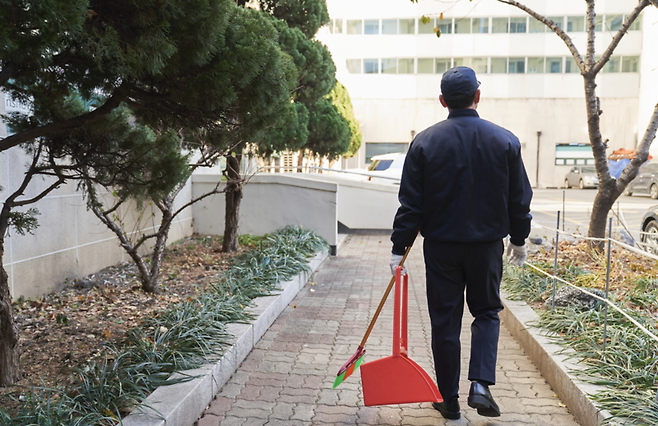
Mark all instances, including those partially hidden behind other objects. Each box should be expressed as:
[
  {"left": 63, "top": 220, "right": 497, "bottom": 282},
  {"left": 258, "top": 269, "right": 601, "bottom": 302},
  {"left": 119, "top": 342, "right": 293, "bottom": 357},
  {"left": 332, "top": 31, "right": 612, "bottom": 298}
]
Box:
[
  {"left": 196, "top": 414, "right": 221, "bottom": 426},
  {"left": 204, "top": 396, "right": 233, "bottom": 417},
  {"left": 195, "top": 235, "right": 580, "bottom": 426},
  {"left": 269, "top": 401, "right": 294, "bottom": 420}
]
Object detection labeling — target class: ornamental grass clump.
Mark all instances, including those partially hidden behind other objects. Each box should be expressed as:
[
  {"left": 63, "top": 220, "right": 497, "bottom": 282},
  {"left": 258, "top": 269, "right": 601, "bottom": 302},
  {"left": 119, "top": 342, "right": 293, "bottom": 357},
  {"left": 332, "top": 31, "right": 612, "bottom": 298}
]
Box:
[
  {"left": 503, "top": 263, "right": 658, "bottom": 425},
  {"left": 214, "top": 225, "right": 329, "bottom": 301},
  {"left": 0, "top": 226, "right": 328, "bottom": 424}
]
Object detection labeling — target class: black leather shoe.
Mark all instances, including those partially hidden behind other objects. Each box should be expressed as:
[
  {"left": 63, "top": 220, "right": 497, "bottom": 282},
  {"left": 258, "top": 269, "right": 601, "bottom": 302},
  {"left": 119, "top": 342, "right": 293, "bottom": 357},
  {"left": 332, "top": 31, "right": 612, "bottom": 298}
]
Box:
[
  {"left": 468, "top": 382, "right": 501, "bottom": 417},
  {"left": 432, "top": 399, "right": 460, "bottom": 420}
]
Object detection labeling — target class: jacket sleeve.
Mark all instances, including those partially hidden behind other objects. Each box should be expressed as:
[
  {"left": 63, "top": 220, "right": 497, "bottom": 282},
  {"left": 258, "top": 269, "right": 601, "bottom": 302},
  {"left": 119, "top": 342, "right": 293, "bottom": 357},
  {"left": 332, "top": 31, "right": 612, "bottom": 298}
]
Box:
[
  {"left": 391, "top": 144, "right": 423, "bottom": 254},
  {"left": 508, "top": 141, "right": 533, "bottom": 246}
]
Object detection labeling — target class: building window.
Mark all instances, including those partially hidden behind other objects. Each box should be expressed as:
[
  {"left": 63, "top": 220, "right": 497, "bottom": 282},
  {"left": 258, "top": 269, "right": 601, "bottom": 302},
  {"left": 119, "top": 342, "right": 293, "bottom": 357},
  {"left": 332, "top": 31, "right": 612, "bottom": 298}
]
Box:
[
  {"left": 347, "top": 20, "right": 362, "bottom": 34},
  {"left": 454, "top": 18, "right": 470, "bottom": 33},
  {"left": 346, "top": 59, "right": 361, "bottom": 74},
  {"left": 555, "top": 144, "right": 595, "bottom": 166},
  {"left": 491, "top": 58, "right": 507, "bottom": 73},
  {"left": 417, "top": 58, "right": 434, "bottom": 73},
  {"left": 437, "top": 19, "right": 452, "bottom": 34},
  {"left": 548, "top": 16, "right": 564, "bottom": 29},
  {"left": 510, "top": 17, "right": 526, "bottom": 33},
  {"left": 382, "top": 58, "right": 397, "bottom": 74},
  {"left": 398, "top": 58, "right": 414, "bottom": 74},
  {"left": 400, "top": 19, "right": 415, "bottom": 34},
  {"left": 418, "top": 18, "right": 435, "bottom": 34},
  {"left": 492, "top": 17, "right": 508, "bottom": 33},
  {"left": 364, "top": 59, "right": 379, "bottom": 74},
  {"left": 364, "top": 19, "right": 380, "bottom": 34},
  {"left": 471, "top": 58, "right": 488, "bottom": 74},
  {"left": 529, "top": 18, "right": 545, "bottom": 33},
  {"left": 565, "top": 57, "right": 580, "bottom": 73},
  {"left": 567, "top": 16, "right": 584, "bottom": 32},
  {"left": 547, "top": 57, "right": 562, "bottom": 73},
  {"left": 606, "top": 15, "right": 623, "bottom": 31},
  {"left": 601, "top": 56, "right": 621, "bottom": 73},
  {"left": 382, "top": 19, "right": 397, "bottom": 34},
  {"left": 622, "top": 56, "right": 639, "bottom": 73},
  {"left": 627, "top": 15, "right": 641, "bottom": 30},
  {"left": 595, "top": 15, "right": 603, "bottom": 31},
  {"left": 435, "top": 58, "right": 451, "bottom": 74},
  {"left": 366, "top": 143, "right": 407, "bottom": 163},
  {"left": 509, "top": 58, "right": 525, "bottom": 73},
  {"left": 527, "top": 57, "right": 544, "bottom": 73},
  {"left": 329, "top": 19, "right": 344, "bottom": 34},
  {"left": 472, "top": 17, "right": 489, "bottom": 33},
  {"left": 346, "top": 55, "right": 636, "bottom": 76}
]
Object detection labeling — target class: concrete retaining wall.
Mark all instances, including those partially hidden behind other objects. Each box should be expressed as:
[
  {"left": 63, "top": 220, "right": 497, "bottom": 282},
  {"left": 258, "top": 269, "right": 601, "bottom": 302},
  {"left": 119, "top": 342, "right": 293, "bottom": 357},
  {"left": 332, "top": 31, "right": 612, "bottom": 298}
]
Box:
[
  {"left": 1, "top": 169, "right": 400, "bottom": 299},
  {"left": 0, "top": 146, "right": 194, "bottom": 299},
  {"left": 192, "top": 174, "right": 339, "bottom": 252},
  {"left": 122, "top": 251, "right": 328, "bottom": 426}
]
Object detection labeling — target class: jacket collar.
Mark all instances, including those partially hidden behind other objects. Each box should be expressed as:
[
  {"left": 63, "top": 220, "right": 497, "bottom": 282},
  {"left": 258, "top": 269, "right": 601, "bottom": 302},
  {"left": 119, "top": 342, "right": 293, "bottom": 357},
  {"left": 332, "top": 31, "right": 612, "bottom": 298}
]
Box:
[{"left": 448, "top": 109, "right": 479, "bottom": 119}]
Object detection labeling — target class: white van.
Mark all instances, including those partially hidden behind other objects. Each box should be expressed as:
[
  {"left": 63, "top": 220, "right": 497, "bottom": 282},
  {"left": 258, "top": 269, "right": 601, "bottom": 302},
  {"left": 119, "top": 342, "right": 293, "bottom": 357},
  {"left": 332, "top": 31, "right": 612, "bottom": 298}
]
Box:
[{"left": 365, "top": 153, "right": 406, "bottom": 184}]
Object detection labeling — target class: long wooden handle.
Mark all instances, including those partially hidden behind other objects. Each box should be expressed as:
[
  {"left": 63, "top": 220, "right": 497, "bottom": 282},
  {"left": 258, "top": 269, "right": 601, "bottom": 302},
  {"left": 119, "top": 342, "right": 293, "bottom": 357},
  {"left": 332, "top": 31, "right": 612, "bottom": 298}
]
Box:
[{"left": 358, "top": 244, "right": 414, "bottom": 347}]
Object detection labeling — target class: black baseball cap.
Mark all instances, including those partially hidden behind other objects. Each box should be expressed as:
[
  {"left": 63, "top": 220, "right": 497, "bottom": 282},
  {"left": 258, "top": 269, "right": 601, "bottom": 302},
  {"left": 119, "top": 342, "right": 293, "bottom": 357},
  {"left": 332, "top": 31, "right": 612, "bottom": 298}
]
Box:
[{"left": 441, "top": 66, "right": 481, "bottom": 100}]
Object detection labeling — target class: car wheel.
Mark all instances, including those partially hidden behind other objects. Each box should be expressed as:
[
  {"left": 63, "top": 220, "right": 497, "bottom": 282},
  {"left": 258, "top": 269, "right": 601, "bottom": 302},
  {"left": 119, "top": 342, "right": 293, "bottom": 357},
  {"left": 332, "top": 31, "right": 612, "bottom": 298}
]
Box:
[
  {"left": 642, "top": 221, "right": 658, "bottom": 254},
  {"left": 624, "top": 186, "right": 633, "bottom": 196},
  {"left": 579, "top": 179, "right": 585, "bottom": 189},
  {"left": 564, "top": 179, "right": 570, "bottom": 189},
  {"left": 651, "top": 184, "right": 658, "bottom": 200}
]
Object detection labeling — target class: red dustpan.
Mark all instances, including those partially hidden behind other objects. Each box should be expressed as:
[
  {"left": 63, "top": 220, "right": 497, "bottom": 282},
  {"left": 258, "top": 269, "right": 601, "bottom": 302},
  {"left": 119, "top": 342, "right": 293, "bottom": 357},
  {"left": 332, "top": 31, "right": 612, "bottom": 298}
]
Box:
[{"left": 360, "top": 267, "right": 442, "bottom": 406}]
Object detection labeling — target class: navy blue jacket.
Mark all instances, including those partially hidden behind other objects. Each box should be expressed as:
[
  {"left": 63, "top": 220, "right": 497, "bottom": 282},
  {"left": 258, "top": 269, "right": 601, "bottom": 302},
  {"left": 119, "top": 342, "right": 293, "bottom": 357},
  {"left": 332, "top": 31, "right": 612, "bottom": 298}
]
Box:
[{"left": 391, "top": 109, "right": 532, "bottom": 255}]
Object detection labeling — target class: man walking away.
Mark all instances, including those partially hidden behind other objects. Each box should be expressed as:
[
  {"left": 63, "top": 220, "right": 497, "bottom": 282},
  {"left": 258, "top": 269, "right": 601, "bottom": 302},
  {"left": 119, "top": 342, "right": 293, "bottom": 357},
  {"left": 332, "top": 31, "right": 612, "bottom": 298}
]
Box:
[{"left": 390, "top": 66, "right": 533, "bottom": 419}]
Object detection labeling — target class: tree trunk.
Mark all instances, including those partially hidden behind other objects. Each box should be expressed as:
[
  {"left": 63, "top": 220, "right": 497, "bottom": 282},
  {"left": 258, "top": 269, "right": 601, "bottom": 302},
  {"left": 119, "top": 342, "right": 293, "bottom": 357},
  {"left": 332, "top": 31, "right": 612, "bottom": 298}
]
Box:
[
  {"left": 0, "top": 214, "right": 21, "bottom": 385},
  {"left": 223, "top": 154, "right": 243, "bottom": 253},
  {"left": 142, "top": 197, "right": 175, "bottom": 293}
]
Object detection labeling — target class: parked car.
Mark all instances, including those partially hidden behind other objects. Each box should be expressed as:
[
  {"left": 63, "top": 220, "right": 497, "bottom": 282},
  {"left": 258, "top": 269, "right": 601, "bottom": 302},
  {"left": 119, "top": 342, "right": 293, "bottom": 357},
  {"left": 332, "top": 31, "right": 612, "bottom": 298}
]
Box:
[
  {"left": 564, "top": 166, "right": 599, "bottom": 189},
  {"left": 364, "top": 153, "right": 405, "bottom": 184},
  {"left": 640, "top": 205, "right": 658, "bottom": 254},
  {"left": 624, "top": 162, "right": 658, "bottom": 199}
]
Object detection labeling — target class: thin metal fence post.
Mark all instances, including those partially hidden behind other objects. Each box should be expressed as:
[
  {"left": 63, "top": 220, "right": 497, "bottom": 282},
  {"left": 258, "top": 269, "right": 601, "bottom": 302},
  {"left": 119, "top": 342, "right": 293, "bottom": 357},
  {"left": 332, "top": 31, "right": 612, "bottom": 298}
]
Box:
[
  {"left": 562, "top": 190, "right": 566, "bottom": 231},
  {"left": 552, "top": 211, "right": 560, "bottom": 313},
  {"left": 602, "top": 217, "right": 613, "bottom": 355}
]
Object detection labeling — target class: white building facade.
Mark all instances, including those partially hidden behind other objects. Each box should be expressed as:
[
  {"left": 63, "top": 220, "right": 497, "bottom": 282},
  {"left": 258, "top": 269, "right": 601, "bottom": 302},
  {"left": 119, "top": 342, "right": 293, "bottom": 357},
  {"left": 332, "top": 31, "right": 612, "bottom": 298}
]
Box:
[{"left": 317, "top": 0, "right": 658, "bottom": 188}]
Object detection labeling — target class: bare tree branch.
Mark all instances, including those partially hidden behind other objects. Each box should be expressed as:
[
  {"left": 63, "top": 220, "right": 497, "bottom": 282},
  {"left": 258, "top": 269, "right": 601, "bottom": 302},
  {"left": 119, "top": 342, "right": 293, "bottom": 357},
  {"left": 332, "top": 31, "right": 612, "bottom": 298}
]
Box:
[
  {"left": 617, "top": 103, "right": 658, "bottom": 189},
  {"left": 585, "top": 0, "right": 596, "bottom": 71},
  {"left": 171, "top": 180, "right": 228, "bottom": 220},
  {"left": 0, "top": 88, "right": 126, "bottom": 153},
  {"left": 4, "top": 144, "right": 63, "bottom": 209},
  {"left": 12, "top": 178, "right": 65, "bottom": 208},
  {"left": 496, "top": 0, "right": 585, "bottom": 72},
  {"left": 591, "top": 0, "right": 650, "bottom": 75}
]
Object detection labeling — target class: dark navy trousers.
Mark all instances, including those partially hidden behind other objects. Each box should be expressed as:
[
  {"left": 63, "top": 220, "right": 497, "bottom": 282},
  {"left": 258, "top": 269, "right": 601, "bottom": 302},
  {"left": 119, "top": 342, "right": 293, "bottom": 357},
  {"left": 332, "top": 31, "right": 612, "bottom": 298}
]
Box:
[{"left": 423, "top": 239, "right": 504, "bottom": 402}]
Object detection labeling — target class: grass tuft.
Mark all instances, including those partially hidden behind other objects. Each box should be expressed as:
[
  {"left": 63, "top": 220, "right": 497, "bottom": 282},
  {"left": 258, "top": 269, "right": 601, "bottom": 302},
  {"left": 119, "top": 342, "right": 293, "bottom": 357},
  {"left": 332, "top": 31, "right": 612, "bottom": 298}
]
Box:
[{"left": 0, "top": 226, "right": 327, "bottom": 423}]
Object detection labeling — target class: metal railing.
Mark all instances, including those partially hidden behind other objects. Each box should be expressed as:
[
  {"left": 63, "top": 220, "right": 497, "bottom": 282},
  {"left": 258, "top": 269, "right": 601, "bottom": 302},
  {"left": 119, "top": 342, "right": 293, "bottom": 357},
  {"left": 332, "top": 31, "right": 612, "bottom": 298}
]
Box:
[
  {"left": 507, "top": 214, "right": 658, "bottom": 351},
  {"left": 258, "top": 166, "right": 402, "bottom": 181}
]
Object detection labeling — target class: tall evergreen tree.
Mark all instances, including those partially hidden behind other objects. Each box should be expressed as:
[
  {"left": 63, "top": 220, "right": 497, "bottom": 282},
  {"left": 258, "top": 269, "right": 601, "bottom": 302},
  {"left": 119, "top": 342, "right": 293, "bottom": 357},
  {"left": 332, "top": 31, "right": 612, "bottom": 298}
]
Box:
[
  {"left": 327, "top": 82, "right": 362, "bottom": 158},
  {"left": 0, "top": 0, "right": 295, "bottom": 385},
  {"left": 259, "top": 0, "right": 330, "bottom": 38}
]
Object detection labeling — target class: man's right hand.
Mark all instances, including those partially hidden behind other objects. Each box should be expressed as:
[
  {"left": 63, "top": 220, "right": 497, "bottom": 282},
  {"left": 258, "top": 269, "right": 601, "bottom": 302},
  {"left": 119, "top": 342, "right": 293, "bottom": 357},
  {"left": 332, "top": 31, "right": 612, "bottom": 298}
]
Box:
[{"left": 390, "top": 254, "right": 407, "bottom": 275}]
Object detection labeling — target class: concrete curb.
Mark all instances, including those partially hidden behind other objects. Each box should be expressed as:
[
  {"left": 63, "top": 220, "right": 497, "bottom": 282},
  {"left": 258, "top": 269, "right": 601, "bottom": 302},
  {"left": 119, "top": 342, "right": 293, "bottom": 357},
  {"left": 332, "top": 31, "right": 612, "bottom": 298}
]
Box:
[
  {"left": 122, "top": 251, "right": 329, "bottom": 426},
  {"left": 501, "top": 293, "right": 611, "bottom": 426}
]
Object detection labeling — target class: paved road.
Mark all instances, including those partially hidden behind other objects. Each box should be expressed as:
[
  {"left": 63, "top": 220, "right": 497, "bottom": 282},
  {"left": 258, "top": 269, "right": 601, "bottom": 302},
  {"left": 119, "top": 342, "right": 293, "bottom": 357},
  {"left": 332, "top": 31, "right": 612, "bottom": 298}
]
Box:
[
  {"left": 530, "top": 188, "right": 657, "bottom": 241},
  {"left": 196, "top": 234, "right": 580, "bottom": 425}
]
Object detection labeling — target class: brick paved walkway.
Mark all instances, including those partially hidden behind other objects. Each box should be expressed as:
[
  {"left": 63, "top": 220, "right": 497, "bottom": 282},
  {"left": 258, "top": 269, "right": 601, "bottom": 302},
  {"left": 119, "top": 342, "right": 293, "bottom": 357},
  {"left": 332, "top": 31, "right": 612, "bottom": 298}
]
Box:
[{"left": 196, "top": 234, "right": 580, "bottom": 425}]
